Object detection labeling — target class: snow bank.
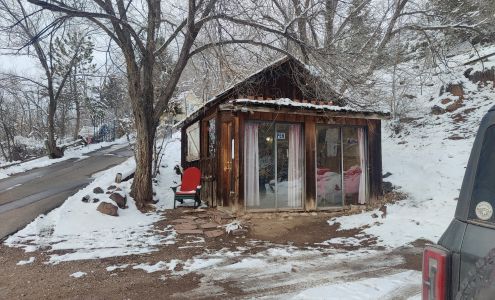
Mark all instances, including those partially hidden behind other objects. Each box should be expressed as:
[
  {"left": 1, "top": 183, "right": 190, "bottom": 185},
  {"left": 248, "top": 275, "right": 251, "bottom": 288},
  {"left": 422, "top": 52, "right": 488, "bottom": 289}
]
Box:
[{"left": 291, "top": 270, "right": 421, "bottom": 300}]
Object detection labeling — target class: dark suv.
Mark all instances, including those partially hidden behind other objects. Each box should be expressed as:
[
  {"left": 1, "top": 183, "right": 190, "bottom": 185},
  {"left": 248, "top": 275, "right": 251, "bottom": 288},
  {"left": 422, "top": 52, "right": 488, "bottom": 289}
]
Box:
[{"left": 423, "top": 105, "right": 495, "bottom": 299}]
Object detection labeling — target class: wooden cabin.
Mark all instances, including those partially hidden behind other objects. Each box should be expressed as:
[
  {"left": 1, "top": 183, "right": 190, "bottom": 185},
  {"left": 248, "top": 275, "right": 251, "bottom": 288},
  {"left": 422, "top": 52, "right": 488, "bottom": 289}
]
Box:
[{"left": 179, "top": 56, "right": 389, "bottom": 213}]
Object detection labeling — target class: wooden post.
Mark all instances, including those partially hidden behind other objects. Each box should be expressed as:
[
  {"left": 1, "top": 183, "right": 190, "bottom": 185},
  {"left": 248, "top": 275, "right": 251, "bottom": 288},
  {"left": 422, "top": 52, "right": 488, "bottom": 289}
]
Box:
[
  {"left": 304, "top": 116, "right": 316, "bottom": 211},
  {"left": 367, "top": 119, "right": 383, "bottom": 204}
]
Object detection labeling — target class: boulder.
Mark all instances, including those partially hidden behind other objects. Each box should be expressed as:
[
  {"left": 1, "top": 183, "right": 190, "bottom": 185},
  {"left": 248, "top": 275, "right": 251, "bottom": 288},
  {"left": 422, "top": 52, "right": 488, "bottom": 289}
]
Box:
[
  {"left": 440, "top": 98, "right": 452, "bottom": 105},
  {"left": 92, "top": 198, "right": 100, "bottom": 203},
  {"left": 109, "top": 193, "right": 127, "bottom": 209},
  {"left": 97, "top": 202, "right": 118, "bottom": 216},
  {"left": 93, "top": 187, "right": 104, "bottom": 194},
  {"left": 431, "top": 105, "right": 446, "bottom": 115},
  {"left": 446, "top": 99, "right": 464, "bottom": 113},
  {"left": 382, "top": 181, "right": 394, "bottom": 194},
  {"left": 81, "top": 195, "right": 90, "bottom": 203},
  {"left": 107, "top": 185, "right": 117, "bottom": 190}
]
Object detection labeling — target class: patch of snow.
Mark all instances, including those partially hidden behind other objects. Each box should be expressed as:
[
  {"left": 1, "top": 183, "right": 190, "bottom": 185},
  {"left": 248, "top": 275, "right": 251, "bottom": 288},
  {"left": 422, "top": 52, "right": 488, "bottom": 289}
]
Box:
[
  {"left": 133, "top": 260, "right": 180, "bottom": 273},
  {"left": 16, "top": 257, "right": 35, "bottom": 265},
  {"left": 290, "top": 270, "right": 421, "bottom": 300},
  {"left": 231, "top": 98, "right": 388, "bottom": 114},
  {"left": 319, "top": 237, "right": 363, "bottom": 246},
  {"left": 70, "top": 271, "right": 87, "bottom": 278},
  {"left": 223, "top": 258, "right": 266, "bottom": 270},
  {"left": 153, "top": 134, "right": 182, "bottom": 209},
  {"left": 224, "top": 220, "right": 242, "bottom": 234},
  {"left": 106, "top": 264, "right": 129, "bottom": 272},
  {"left": 183, "top": 258, "right": 224, "bottom": 272}
]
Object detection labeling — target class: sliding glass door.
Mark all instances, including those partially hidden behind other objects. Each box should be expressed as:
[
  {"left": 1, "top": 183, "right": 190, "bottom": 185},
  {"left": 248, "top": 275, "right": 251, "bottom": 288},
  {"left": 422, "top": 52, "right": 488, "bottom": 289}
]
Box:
[
  {"left": 244, "top": 122, "right": 304, "bottom": 210},
  {"left": 316, "top": 126, "right": 367, "bottom": 208},
  {"left": 316, "top": 126, "right": 343, "bottom": 207}
]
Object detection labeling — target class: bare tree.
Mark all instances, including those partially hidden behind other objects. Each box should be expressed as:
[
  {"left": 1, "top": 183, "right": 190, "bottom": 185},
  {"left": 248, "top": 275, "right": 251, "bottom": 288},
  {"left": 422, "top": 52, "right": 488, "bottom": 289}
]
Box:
[
  {"left": 25, "top": 0, "right": 316, "bottom": 209},
  {"left": 0, "top": 0, "right": 94, "bottom": 158}
]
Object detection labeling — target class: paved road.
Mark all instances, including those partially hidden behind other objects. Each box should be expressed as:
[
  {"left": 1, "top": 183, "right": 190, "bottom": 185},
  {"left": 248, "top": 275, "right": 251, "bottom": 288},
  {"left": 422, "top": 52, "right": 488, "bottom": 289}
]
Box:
[{"left": 0, "top": 144, "right": 133, "bottom": 239}]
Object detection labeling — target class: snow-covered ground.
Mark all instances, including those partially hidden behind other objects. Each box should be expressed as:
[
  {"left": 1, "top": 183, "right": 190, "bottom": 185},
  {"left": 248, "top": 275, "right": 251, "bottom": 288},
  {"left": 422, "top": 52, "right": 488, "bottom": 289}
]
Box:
[
  {"left": 6, "top": 45, "right": 495, "bottom": 299},
  {"left": 0, "top": 138, "right": 129, "bottom": 180},
  {"left": 4, "top": 145, "right": 176, "bottom": 263}
]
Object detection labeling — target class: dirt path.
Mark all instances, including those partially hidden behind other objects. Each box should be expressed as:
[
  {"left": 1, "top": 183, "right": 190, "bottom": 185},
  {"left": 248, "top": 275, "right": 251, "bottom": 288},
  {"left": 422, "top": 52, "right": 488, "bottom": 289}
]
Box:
[{"left": 0, "top": 209, "right": 425, "bottom": 299}]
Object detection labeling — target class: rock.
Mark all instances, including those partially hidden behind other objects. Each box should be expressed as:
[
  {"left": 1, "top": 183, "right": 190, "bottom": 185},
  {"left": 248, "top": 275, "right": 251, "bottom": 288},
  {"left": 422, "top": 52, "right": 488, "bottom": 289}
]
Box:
[
  {"left": 93, "top": 187, "right": 104, "bottom": 194},
  {"left": 107, "top": 185, "right": 117, "bottom": 190},
  {"left": 446, "top": 99, "right": 464, "bottom": 112},
  {"left": 109, "top": 193, "right": 127, "bottom": 209},
  {"left": 382, "top": 172, "right": 392, "bottom": 179},
  {"left": 174, "top": 224, "right": 198, "bottom": 230},
  {"left": 379, "top": 205, "right": 387, "bottom": 218},
  {"left": 231, "top": 228, "right": 248, "bottom": 236},
  {"left": 371, "top": 213, "right": 379, "bottom": 219},
  {"left": 200, "top": 223, "right": 219, "bottom": 229},
  {"left": 97, "top": 202, "right": 118, "bottom": 216},
  {"left": 431, "top": 105, "right": 446, "bottom": 115},
  {"left": 115, "top": 187, "right": 122, "bottom": 191},
  {"left": 205, "top": 230, "right": 224, "bottom": 238},
  {"left": 115, "top": 173, "right": 122, "bottom": 183},
  {"left": 92, "top": 198, "right": 100, "bottom": 203},
  {"left": 82, "top": 195, "right": 90, "bottom": 203},
  {"left": 440, "top": 98, "right": 452, "bottom": 105},
  {"left": 382, "top": 181, "right": 393, "bottom": 194},
  {"left": 448, "top": 134, "right": 464, "bottom": 140},
  {"left": 175, "top": 229, "right": 203, "bottom": 235}
]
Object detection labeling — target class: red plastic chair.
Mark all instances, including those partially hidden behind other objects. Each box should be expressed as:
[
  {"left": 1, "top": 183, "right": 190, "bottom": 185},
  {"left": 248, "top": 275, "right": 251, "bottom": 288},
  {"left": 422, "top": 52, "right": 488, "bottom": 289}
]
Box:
[{"left": 172, "top": 167, "right": 202, "bottom": 208}]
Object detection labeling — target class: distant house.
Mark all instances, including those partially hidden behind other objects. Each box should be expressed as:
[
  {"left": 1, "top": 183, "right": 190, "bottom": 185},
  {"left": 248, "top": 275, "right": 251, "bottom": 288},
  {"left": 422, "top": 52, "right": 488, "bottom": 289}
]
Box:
[{"left": 178, "top": 56, "right": 389, "bottom": 213}]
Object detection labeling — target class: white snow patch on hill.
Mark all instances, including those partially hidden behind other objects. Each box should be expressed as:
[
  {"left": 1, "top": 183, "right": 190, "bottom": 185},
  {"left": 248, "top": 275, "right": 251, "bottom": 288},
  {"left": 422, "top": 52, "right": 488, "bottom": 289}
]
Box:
[{"left": 329, "top": 45, "right": 495, "bottom": 248}]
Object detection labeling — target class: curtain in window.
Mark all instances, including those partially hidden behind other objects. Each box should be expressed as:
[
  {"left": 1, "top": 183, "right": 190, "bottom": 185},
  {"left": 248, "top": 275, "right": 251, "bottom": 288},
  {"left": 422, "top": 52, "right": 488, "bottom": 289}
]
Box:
[
  {"left": 244, "top": 123, "right": 260, "bottom": 207},
  {"left": 288, "top": 124, "right": 303, "bottom": 207},
  {"left": 358, "top": 128, "right": 367, "bottom": 204}
]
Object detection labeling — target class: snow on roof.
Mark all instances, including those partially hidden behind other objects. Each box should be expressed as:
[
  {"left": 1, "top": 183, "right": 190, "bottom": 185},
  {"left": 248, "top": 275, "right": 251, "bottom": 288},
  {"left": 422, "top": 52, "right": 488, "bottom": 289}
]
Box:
[{"left": 226, "top": 98, "right": 389, "bottom": 117}]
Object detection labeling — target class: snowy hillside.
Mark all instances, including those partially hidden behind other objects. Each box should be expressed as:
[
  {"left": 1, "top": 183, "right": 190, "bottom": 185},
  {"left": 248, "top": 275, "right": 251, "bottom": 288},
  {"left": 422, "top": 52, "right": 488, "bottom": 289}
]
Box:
[{"left": 331, "top": 45, "right": 495, "bottom": 247}]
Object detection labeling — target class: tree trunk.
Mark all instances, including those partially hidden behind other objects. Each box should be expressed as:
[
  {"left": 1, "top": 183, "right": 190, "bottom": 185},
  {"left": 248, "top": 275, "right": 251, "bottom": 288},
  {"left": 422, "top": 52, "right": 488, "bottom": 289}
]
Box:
[
  {"left": 128, "top": 51, "right": 157, "bottom": 209},
  {"left": 132, "top": 117, "right": 156, "bottom": 208},
  {"left": 74, "top": 99, "right": 81, "bottom": 140},
  {"left": 46, "top": 84, "right": 63, "bottom": 158},
  {"left": 324, "top": 0, "right": 338, "bottom": 48}
]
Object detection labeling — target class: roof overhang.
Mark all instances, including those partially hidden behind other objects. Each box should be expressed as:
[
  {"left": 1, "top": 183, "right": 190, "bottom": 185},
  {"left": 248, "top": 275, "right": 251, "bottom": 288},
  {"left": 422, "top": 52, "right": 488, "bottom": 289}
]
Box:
[{"left": 219, "top": 99, "right": 390, "bottom": 120}]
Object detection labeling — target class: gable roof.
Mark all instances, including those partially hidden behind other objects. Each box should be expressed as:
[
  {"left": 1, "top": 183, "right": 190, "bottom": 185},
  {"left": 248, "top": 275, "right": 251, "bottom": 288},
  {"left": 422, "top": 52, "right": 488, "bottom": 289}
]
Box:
[{"left": 176, "top": 56, "right": 388, "bottom": 128}]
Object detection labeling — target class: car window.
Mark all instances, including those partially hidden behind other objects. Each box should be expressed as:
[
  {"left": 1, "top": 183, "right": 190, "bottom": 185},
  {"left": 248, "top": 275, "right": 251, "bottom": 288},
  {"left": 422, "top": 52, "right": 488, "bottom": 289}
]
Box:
[{"left": 469, "top": 125, "right": 495, "bottom": 223}]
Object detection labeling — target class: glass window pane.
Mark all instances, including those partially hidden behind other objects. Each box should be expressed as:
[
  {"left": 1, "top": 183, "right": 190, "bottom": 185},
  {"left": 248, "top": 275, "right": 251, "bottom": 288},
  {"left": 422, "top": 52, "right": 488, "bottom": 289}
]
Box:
[
  {"left": 316, "top": 126, "right": 343, "bottom": 207},
  {"left": 257, "top": 123, "right": 276, "bottom": 209},
  {"left": 469, "top": 125, "right": 495, "bottom": 222},
  {"left": 342, "top": 127, "right": 361, "bottom": 205},
  {"left": 276, "top": 124, "right": 303, "bottom": 209},
  {"left": 186, "top": 122, "right": 200, "bottom": 161}
]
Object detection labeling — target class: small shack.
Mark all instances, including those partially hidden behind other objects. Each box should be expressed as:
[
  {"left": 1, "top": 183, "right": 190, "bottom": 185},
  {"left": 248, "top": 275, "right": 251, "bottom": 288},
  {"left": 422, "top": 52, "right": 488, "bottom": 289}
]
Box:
[{"left": 179, "top": 56, "right": 389, "bottom": 213}]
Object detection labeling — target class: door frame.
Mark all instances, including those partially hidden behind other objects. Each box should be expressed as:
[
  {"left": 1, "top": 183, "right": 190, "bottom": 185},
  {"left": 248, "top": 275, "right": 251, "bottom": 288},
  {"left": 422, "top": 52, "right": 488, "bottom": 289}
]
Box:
[
  {"left": 315, "top": 124, "right": 369, "bottom": 209},
  {"left": 243, "top": 120, "right": 305, "bottom": 211}
]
